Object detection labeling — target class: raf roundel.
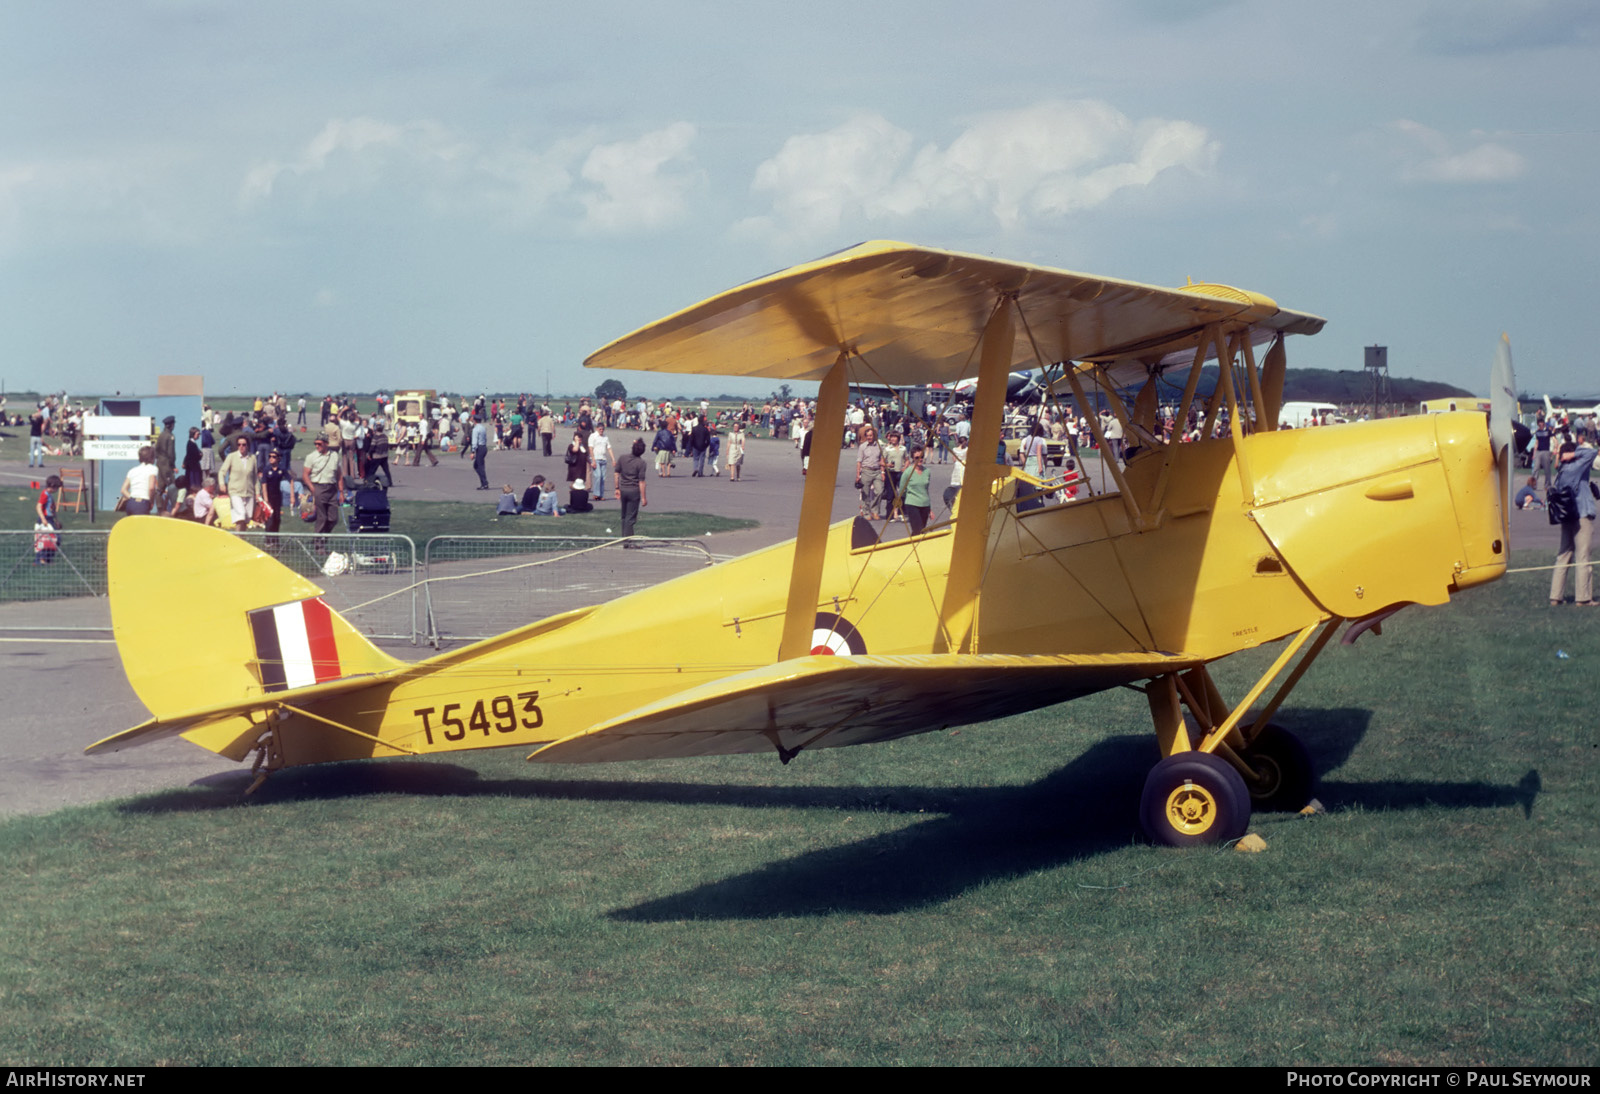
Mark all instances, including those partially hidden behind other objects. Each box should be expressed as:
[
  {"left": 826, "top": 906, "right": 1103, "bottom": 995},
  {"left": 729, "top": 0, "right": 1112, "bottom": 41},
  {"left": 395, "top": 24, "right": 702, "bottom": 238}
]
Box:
[{"left": 810, "top": 612, "right": 866, "bottom": 657}]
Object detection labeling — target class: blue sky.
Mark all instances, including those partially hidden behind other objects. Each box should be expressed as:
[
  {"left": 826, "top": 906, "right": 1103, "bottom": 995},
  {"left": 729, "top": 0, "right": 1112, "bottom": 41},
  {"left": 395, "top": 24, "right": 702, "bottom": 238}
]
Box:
[{"left": 2, "top": 0, "right": 1596, "bottom": 400}]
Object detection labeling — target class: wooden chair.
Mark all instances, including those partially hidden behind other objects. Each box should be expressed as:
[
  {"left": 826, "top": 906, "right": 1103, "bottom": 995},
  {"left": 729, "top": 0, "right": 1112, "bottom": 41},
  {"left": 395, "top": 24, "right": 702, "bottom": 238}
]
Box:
[{"left": 57, "top": 468, "right": 86, "bottom": 513}]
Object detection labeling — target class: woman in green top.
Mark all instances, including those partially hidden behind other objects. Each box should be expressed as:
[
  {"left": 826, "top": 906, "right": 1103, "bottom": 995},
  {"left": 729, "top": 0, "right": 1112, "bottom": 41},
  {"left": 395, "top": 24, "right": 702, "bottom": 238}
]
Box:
[{"left": 899, "top": 446, "right": 932, "bottom": 535}]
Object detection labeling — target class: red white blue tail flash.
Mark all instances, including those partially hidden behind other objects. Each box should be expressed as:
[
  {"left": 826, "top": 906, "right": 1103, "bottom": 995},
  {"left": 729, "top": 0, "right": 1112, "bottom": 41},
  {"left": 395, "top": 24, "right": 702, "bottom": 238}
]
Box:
[{"left": 248, "top": 598, "right": 342, "bottom": 692}]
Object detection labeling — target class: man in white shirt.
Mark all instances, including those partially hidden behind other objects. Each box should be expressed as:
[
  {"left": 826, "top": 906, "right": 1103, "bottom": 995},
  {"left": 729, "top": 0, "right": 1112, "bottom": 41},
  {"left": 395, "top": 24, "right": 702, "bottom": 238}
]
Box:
[
  {"left": 471, "top": 418, "right": 489, "bottom": 489},
  {"left": 589, "top": 423, "right": 615, "bottom": 500},
  {"left": 338, "top": 411, "right": 359, "bottom": 478},
  {"left": 1101, "top": 411, "right": 1125, "bottom": 464}
]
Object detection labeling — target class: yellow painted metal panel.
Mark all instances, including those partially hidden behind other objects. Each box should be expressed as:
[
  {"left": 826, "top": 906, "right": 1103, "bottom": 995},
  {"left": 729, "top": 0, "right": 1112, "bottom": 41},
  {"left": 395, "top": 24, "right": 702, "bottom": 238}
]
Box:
[{"left": 1250, "top": 418, "right": 1485, "bottom": 618}]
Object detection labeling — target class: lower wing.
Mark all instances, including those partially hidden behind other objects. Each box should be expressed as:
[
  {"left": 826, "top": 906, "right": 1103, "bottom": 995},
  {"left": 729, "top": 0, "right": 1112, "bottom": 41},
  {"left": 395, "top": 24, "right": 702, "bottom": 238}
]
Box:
[{"left": 529, "top": 651, "right": 1200, "bottom": 763}]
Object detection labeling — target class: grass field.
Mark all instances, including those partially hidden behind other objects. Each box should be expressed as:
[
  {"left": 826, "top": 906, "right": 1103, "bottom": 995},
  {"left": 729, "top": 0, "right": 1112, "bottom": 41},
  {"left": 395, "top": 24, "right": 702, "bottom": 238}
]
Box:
[{"left": 0, "top": 555, "right": 1595, "bottom": 1065}]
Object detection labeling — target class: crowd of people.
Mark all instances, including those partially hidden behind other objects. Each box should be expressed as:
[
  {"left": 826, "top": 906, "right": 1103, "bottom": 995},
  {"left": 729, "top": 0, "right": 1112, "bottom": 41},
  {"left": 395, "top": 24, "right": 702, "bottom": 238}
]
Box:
[
  {"left": 1513, "top": 408, "right": 1600, "bottom": 607},
  {"left": 14, "top": 394, "right": 388, "bottom": 538},
  {"left": 20, "top": 396, "right": 87, "bottom": 467},
  {"left": 18, "top": 388, "right": 1596, "bottom": 597},
  {"left": 12, "top": 386, "right": 1134, "bottom": 556},
  {"left": 101, "top": 399, "right": 368, "bottom": 536}
]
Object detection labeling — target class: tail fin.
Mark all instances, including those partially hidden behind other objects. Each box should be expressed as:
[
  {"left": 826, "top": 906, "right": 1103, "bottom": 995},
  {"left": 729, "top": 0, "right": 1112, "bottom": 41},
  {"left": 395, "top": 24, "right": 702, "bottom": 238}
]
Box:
[{"left": 108, "top": 519, "right": 401, "bottom": 723}]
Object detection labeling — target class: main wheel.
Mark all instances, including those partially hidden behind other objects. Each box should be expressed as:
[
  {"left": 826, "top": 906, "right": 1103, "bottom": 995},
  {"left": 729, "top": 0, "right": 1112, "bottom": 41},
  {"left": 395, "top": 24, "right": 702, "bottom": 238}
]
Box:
[
  {"left": 1240, "top": 724, "right": 1315, "bottom": 812},
  {"left": 1140, "top": 751, "right": 1251, "bottom": 847}
]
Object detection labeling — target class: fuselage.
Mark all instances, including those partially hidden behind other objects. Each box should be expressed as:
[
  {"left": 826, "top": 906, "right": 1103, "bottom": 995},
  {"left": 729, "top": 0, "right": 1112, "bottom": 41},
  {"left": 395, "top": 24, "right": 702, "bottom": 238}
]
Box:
[{"left": 195, "top": 411, "right": 1502, "bottom": 769}]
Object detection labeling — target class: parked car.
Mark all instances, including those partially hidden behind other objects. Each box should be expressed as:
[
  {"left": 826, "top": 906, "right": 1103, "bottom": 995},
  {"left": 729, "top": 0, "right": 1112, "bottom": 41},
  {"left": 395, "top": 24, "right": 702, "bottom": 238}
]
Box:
[{"left": 1001, "top": 421, "right": 1067, "bottom": 467}]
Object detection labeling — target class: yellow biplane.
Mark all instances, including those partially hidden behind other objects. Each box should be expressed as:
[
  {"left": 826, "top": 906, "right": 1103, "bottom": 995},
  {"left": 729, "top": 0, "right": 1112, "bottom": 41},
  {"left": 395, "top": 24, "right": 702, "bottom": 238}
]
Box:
[{"left": 88, "top": 242, "right": 1515, "bottom": 846}]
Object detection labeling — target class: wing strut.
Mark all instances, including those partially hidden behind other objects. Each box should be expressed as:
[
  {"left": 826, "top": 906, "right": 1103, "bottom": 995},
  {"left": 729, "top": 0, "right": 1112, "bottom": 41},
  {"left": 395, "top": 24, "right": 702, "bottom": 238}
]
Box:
[
  {"left": 1060, "top": 362, "right": 1144, "bottom": 525},
  {"left": 936, "top": 295, "right": 1015, "bottom": 653},
  {"left": 778, "top": 353, "right": 850, "bottom": 660},
  {"left": 1214, "top": 326, "right": 1258, "bottom": 504},
  {"left": 1145, "top": 337, "right": 1211, "bottom": 517}
]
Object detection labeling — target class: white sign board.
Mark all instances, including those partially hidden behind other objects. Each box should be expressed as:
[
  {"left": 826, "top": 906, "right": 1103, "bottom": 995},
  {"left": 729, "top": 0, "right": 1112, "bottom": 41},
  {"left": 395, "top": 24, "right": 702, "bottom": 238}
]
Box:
[
  {"left": 84, "top": 439, "right": 147, "bottom": 460},
  {"left": 84, "top": 415, "right": 152, "bottom": 437}
]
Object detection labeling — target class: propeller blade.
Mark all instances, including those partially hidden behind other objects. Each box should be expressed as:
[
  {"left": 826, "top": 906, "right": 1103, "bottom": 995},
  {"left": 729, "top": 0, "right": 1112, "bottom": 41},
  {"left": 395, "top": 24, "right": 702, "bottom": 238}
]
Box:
[
  {"left": 1491, "top": 333, "right": 1516, "bottom": 547},
  {"left": 1490, "top": 333, "right": 1515, "bottom": 460}
]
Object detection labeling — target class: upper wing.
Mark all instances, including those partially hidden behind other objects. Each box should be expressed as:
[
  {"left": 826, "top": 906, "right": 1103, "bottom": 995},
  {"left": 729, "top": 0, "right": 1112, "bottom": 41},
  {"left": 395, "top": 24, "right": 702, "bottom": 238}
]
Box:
[
  {"left": 528, "top": 650, "right": 1200, "bottom": 764},
  {"left": 584, "top": 240, "right": 1324, "bottom": 386}
]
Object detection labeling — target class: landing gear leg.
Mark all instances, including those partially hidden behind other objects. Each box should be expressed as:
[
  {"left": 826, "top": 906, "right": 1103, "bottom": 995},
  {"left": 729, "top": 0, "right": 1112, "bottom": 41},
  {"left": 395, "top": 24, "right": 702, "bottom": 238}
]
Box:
[
  {"left": 245, "top": 725, "right": 283, "bottom": 796},
  {"left": 1140, "top": 619, "right": 1340, "bottom": 844}
]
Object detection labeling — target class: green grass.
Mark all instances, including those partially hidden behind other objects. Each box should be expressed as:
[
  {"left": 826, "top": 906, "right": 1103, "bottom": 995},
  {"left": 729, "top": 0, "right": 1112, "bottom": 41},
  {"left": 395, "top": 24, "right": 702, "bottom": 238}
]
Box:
[
  {"left": 3, "top": 480, "right": 754, "bottom": 542},
  {"left": 0, "top": 555, "right": 1595, "bottom": 1064},
  {"left": 382, "top": 499, "right": 755, "bottom": 545}
]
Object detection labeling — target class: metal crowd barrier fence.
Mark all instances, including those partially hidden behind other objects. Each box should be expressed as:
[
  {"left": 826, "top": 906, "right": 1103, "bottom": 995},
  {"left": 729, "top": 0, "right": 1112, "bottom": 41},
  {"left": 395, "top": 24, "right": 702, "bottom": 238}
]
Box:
[
  {"left": 0, "top": 529, "right": 111, "bottom": 616},
  {"left": 422, "top": 535, "right": 717, "bottom": 647},
  {"left": 0, "top": 528, "right": 421, "bottom": 644},
  {"left": 233, "top": 531, "right": 420, "bottom": 644},
  {"left": 0, "top": 528, "right": 717, "bottom": 649}
]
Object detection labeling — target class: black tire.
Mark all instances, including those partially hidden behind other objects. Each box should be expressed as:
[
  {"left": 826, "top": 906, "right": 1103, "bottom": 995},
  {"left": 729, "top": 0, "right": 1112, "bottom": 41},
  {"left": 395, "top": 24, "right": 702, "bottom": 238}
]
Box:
[
  {"left": 1240, "top": 724, "right": 1315, "bottom": 812},
  {"left": 1140, "top": 751, "right": 1251, "bottom": 847}
]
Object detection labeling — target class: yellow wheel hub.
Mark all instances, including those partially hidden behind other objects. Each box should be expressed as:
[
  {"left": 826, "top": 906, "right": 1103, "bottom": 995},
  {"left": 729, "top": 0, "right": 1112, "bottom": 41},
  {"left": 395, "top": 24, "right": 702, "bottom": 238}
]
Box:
[{"left": 1164, "top": 780, "right": 1217, "bottom": 835}]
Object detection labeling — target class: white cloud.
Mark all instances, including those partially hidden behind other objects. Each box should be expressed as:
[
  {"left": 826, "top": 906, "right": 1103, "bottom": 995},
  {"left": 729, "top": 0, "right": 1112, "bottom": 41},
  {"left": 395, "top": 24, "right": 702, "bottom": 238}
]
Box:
[
  {"left": 1392, "top": 119, "right": 1526, "bottom": 183},
  {"left": 737, "top": 114, "right": 914, "bottom": 240},
  {"left": 738, "top": 101, "right": 1218, "bottom": 242},
  {"left": 241, "top": 117, "right": 698, "bottom": 230},
  {"left": 577, "top": 122, "right": 701, "bottom": 233},
  {"left": 240, "top": 117, "right": 463, "bottom": 204}
]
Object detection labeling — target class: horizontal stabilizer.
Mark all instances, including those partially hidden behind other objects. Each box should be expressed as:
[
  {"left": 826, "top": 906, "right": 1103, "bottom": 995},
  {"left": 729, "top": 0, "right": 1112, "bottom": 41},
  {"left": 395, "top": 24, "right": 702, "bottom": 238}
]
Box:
[
  {"left": 84, "top": 669, "right": 394, "bottom": 755},
  {"left": 85, "top": 716, "right": 193, "bottom": 756},
  {"left": 529, "top": 650, "right": 1200, "bottom": 764}
]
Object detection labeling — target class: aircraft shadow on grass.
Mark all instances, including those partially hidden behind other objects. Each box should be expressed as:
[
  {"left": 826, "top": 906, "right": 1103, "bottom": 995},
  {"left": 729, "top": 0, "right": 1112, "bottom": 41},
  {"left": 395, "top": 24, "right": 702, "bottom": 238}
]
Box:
[
  {"left": 609, "top": 711, "right": 1541, "bottom": 922},
  {"left": 119, "top": 707, "right": 1539, "bottom": 918}
]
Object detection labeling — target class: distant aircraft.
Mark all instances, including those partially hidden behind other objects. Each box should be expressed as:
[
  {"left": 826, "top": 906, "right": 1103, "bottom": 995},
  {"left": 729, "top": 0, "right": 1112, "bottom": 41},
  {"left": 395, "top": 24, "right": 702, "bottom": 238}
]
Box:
[
  {"left": 88, "top": 242, "right": 1514, "bottom": 847},
  {"left": 1279, "top": 401, "right": 1343, "bottom": 429},
  {"left": 1541, "top": 395, "right": 1600, "bottom": 422},
  {"left": 1419, "top": 397, "right": 1491, "bottom": 415},
  {"left": 947, "top": 370, "right": 1051, "bottom": 403}
]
